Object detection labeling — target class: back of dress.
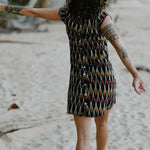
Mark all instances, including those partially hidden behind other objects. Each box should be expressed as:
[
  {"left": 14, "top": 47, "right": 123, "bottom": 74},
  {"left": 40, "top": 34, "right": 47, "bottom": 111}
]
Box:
[{"left": 58, "top": 6, "right": 116, "bottom": 117}]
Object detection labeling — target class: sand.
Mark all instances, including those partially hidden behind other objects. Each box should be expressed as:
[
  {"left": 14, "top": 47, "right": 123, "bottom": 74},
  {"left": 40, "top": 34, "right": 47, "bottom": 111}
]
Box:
[{"left": 0, "top": 0, "right": 150, "bottom": 150}]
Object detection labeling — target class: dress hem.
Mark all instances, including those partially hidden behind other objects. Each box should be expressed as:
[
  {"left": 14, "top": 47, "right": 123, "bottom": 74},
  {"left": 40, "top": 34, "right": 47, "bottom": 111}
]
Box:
[{"left": 66, "top": 99, "right": 116, "bottom": 117}]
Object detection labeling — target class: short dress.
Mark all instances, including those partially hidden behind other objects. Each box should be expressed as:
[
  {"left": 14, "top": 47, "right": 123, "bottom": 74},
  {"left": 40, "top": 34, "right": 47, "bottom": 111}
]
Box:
[{"left": 58, "top": 6, "right": 117, "bottom": 117}]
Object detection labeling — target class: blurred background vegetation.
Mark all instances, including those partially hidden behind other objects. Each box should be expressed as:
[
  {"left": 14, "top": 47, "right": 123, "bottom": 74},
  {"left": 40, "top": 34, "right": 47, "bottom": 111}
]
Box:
[
  {"left": 0, "top": 0, "right": 51, "bottom": 19},
  {"left": 0, "top": 0, "right": 116, "bottom": 32},
  {"left": 0, "top": 0, "right": 57, "bottom": 32}
]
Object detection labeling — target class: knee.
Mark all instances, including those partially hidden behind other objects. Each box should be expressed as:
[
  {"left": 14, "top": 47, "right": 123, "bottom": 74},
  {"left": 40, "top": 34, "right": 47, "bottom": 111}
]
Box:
[
  {"left": 77, "top": 131, "right": 91, "bottom": 142},
  {"left": 77, "top": 137, "right": 91, "bottom": 144},
  {"left": 77, "top": 133, "right": 91, "bottom": 141},
  {"left": 95, "top": 120, "right": 108, "bottom": 128}
]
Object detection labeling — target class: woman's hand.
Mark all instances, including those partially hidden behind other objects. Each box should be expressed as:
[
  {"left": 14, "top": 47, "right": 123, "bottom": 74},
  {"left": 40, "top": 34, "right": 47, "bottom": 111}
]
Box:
[{"left": 132, "top": 75, "right": 146, "bottom": 95}]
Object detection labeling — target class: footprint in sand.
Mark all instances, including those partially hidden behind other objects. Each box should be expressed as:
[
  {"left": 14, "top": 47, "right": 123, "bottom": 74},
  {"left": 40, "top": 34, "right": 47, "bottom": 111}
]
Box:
[
  {"left": 138, "top": 112, "right": 145, "bottom": 118},
  {"left": 56, "top": 143, "right": 63, "bottom": 150}
]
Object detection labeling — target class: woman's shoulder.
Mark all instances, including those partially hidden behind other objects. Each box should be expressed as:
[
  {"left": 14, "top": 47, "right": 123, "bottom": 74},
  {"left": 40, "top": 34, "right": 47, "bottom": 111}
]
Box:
[
  {"left": 97, "top": 9, "right": 112, "bottom": 25},
  {"left": 58, "top": 6, "right": 69, "bottom": 15},
  {"left": 58, "top": 6, "right": 69, "bottom": 23}
]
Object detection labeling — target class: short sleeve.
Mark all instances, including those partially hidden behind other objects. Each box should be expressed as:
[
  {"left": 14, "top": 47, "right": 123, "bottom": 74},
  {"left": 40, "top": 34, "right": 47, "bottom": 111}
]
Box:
[
  {"left": 58, "top": 6, "right": 69, "bottom": 24},
  {"left": 97, "top": 9, "right": 112, "bottom": 26}
]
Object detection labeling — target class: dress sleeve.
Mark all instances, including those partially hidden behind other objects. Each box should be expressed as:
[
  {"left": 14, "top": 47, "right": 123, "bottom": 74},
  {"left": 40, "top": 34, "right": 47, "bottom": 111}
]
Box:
[
  {"left": 97, "top": 9, "right": 112, "bottom": 26},
  {"left": 58, "top": 6, "right": 69, "bottom": 24}
]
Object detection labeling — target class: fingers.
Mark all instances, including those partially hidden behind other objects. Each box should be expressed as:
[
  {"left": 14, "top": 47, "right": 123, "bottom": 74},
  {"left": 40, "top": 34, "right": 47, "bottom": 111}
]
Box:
[
  {"left": 132, "top": 80, "right": 146, "bottom": 95},
  {"left": 134, "top": 85, "right": 141, "bottom": 95},
  {"left": 139, "top": 82, "right": 146, "bottom": 92},
  {"left": 132, "top": 80, "right": 140, "bottom": 95}
]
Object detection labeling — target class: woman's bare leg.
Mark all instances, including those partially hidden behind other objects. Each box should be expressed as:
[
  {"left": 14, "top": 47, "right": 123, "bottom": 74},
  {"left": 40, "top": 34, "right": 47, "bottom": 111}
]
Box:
[
  {"left": 94, "top": 109, "right": 110, "bottom": 150},
  {"left": 74, "top": 114, "right": 92, "bottom": 150}
]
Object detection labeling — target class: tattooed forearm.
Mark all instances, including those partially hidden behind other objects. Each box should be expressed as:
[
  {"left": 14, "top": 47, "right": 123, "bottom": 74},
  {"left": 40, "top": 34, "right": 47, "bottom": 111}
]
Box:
[
  {"left": 101, "top": 24, "right": 119, "bottom": 43},
  {"left": 102, "top": 24, "right": 128, "bottom": 59},
  {"left": 5, "top": 5, "right": 27, "bottom": 15},
  {"left": 120, "top": 47, "right": 128, "bottom": 59}
]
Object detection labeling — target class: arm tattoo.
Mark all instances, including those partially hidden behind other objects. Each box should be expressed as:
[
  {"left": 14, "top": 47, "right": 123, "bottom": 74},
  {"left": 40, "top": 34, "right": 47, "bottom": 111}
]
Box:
[
  {"left": 101, "top": 24, "right": 119, "bottom": 43},
  {"left": 120, "top": 47, "right": 128, "bottom": 59},
  {"left": 5, "top": 5, "right": 27, "bottom": 16}
]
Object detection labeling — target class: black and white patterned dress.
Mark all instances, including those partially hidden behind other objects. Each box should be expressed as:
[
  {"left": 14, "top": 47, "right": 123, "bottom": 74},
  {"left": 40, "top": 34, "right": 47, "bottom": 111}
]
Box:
[{"left": 58, "top": 6, "right": 117, "bottom": 117}]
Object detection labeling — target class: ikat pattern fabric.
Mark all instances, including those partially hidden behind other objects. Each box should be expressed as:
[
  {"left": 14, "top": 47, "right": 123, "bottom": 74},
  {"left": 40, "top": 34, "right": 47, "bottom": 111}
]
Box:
[{"left": 58, "top": 6, "right": 117, "bottom": 117}]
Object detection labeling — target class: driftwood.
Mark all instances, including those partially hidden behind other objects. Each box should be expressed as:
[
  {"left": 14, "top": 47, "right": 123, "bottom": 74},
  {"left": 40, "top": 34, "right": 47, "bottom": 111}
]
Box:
[
  {"left": 0, "top": 39, "right": 42, "bottom": 44},
  {"left": 135, "top": 64, "right": 150, "bottom": 73},
  {"left": 124, "top": 64, "right": 150, "bottom": 73}
]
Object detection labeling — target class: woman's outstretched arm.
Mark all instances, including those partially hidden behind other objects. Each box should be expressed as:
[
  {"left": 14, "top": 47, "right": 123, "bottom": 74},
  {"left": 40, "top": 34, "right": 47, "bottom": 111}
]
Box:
[
  {"left": 101, "top": 15, "right": 146, "bottom": 95},
  {"left": 0, "top": 3, "right": 61, "bottom": 21}
]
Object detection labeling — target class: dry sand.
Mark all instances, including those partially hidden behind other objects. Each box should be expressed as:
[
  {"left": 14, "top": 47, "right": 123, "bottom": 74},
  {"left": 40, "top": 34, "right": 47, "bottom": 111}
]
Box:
[{"left": 0, "top": 0, "right": 150, "bottom": 150}]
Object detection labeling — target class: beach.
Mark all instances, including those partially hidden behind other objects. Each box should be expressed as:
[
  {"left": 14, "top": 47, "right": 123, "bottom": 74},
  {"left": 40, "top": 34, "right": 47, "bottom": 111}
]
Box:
[{"left": 0, "top": 0, "right": 150, "bottom": 149}]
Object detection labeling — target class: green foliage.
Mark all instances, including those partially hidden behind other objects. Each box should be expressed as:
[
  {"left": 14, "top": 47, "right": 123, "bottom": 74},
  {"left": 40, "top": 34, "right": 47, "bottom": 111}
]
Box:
[
  {"left": 0, "top": 11, "right": 20, "bottom": 19},
  {"left": 0, "top": 1, "right": 24, "bottom": 19}
]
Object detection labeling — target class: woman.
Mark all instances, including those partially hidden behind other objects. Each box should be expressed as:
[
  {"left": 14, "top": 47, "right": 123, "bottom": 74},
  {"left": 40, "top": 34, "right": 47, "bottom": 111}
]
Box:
[{"left": 0, "top": 0, "right": 146, "bottom": 150}]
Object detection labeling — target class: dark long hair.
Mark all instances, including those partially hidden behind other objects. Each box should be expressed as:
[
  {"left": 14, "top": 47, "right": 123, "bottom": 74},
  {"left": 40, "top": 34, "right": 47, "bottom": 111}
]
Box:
[{"left": 64, "top": 0, "right": 108, "bottom": 19}]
